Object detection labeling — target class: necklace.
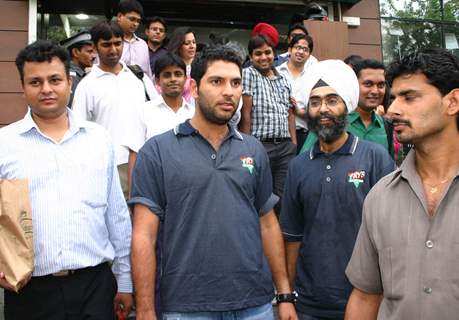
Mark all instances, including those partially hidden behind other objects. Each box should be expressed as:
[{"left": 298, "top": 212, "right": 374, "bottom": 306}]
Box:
[{"left": 424, "top": 177, "right": 452, "bottom": 194}]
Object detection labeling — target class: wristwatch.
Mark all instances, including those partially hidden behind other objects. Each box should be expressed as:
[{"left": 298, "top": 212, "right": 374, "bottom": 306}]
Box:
[{"left": 275, "top": 291, "right": 298, "bottom": 305}]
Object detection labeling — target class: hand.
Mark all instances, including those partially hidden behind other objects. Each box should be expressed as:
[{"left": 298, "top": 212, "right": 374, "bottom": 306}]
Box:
[
  {"left": 114, "top": 292, "right": 133, "bottom": 320},
  {"left": 278, "top": 302, "right": 298, "bottom": 320},
  {"left": 135, "top": 309, "right": 157, "bottom": 320},
  {"left": 290, "top": 97, "right": 298, "bottom": 109},
  {"left": 0, "top": 271, "right": 31, "bottom": 291}
]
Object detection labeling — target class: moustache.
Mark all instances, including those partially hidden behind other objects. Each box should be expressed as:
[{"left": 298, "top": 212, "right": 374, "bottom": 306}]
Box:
[
  {"left": 218, "top": 101, "right": 236, "bottom": 108},
  {"left": 384, "top": 116, "right": 411, "bottom": 127},
  {"left": 317, "top": 114, "right": 339, "bottom": 122}
]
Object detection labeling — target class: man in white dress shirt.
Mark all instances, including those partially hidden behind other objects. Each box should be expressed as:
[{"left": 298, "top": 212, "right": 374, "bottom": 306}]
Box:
[
  {"left": 124, "top": 52, "right": 194, "bottom": 188},
  {"left": 277, "top": 33, "right": 317, "bottom": 153},
  {"left": 276, "top": 23, "right": 318, "bottom": 68},
  {"left": 0, "top": 40, "right": 132, "bottom": 320},
  {"left": 73, "top": 20, "right": 155, "bottom": 197}
]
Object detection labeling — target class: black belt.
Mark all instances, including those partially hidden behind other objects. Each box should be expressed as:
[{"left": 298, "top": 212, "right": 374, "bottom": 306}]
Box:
[
  {"left": 48, "top": 262, "right": 109, "bottom": 277},
  {"left": 260, "top": 137, "right": 290, "bottom": 144}
]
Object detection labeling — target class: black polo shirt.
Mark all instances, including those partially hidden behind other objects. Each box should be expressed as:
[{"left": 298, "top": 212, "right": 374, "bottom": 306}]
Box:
[
  {"left": 130, "top": 120, "right": 278, "bottom": 312},
  {"left": 280, "top": 134, "right": 395, "bottom": 319}
]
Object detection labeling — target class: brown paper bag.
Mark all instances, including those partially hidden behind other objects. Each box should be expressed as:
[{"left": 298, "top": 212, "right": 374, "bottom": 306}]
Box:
[{"left": 0, "top": 179, "right": 34, "bottom": 292}]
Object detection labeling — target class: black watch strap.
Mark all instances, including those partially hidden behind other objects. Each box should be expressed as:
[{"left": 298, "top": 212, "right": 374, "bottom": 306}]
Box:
[{"left": 276, "top": 292, "right": 297, "bottom": 304}]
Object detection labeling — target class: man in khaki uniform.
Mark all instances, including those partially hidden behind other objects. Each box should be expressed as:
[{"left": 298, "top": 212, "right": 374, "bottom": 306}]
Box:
[{"left": 345, "top": 49, "right": 459, "bottom": 320}]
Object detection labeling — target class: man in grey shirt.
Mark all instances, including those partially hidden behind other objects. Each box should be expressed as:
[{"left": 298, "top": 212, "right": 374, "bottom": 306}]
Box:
[{"left": 345, "top": 49, "right": 459, "bottom": 319}]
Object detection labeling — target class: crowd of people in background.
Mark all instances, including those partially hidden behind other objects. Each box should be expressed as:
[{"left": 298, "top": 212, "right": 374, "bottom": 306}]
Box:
[{"left": 1, "top": 0, "right": 459, "bottom": 319}]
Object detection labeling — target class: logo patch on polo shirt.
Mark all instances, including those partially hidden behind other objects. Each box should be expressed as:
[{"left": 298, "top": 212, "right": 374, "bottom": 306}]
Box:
[
  {"left": 348, "top": 170, "right": 366, "bottom": 188},
  {"left": 240, "top": 156, "right": 255, "bottom": 174}
]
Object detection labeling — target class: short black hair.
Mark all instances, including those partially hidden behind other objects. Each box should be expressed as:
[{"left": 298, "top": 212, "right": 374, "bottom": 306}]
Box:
[
  {"left": 387, "top": 48, "right": 459, "bottom": 96},
  {"left": 343, "top": 54, "right": 363, "bottom": 67},
  {"left": 387, "top": 48, "right": 459, "bottom": 130},
  {"left": 90, "top": 20, "right": 124, "bottom": 46},
  {"left": 287, "top": 23, "right": 309, "bottom": 38},
  {"left": 288, "top": 34, "right": 314, "bottom": 53},
  {"left": 248, "top": 35, "right": 275, "bottom": 56},
  {"left": 154, "top": 52, "right": 186, "bottom": 78},
  {"left": 146, "top": 16, "right": 167, "bottom": 31},
  {"left": 191, "top": 45, "right": 242, "bottom": 87},
  {"left": 167, "top": 27, "right": 194, "bottom": 57},
  {"left": 117, "top": 0, "right": 144, "bottom": 16},
  {"left": 15, "top": 40, "right": 70, "bottom": 84},
  {"left": 353, "top": 59, "right": 385, "bottom": 78}
]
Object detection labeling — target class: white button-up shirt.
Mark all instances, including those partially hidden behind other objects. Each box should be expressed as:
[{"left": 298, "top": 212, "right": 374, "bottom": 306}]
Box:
[
  {"left": 276, "top": 59, "right": 318, "bottom": 129},
  {"left": 73, "top": 62, "right": 150, "bottom": 165},
  {"left": 0, "top": 109, "right": 132, "bottom": 292},
  {"left": 123, "top": 95, "right": 195, "bottom": 152}
]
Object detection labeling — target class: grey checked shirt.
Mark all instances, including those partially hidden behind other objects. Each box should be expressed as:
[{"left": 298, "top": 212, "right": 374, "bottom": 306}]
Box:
[{"left": 242, "top": 66, "right": 292, "bottom": 140}]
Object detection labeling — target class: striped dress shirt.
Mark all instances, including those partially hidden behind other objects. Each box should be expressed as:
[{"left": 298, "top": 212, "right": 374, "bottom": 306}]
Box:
[{"left": 0, "top": 109, "right": 132, "bottom": 292}]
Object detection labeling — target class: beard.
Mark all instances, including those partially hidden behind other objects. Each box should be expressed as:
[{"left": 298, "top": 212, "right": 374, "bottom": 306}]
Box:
[
  {"left": 197, "top": 97, "right": 237, "bottom": 125},
  {"left": 306, "top": 112, "right": 347, "bottom": 143}
]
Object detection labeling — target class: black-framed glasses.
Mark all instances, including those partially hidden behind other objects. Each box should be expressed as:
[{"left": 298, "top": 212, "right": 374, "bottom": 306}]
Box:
[{"left": 292, "top": 45, "right": 310, "bottom": 53}]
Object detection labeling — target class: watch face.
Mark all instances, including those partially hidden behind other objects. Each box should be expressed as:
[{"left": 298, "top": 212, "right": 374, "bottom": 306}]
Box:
[{"left": 276, "top": 293, "right": 297, "bottom": 304}]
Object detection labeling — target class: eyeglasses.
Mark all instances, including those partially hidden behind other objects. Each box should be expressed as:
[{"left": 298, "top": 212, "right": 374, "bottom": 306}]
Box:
[
  {"left": 292, "top": 45, "right": 310, "bottom": 53},
  {"left": 308, "top": 94, "right": 343, "bottom": 108}
]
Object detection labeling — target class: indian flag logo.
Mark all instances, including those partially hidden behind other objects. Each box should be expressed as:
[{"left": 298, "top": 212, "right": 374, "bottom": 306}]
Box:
[{"left": 240, "top": 156, "right": 255, "bottom": 174}]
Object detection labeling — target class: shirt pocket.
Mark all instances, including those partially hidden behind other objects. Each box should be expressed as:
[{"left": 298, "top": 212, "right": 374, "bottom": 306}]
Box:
[
  {"left": 379, "top": 246, "right": 406, "bottom": 300},
  {"left": 78, "top": 159, "right": 108, "bottom": 208}
]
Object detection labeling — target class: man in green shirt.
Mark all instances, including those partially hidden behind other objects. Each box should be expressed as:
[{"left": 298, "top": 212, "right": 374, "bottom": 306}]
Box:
[{"left": 301, "top": 59, "right": 393, "bottom": 156}]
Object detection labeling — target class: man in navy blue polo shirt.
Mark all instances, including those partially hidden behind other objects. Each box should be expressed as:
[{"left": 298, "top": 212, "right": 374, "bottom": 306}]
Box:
[
  {"left": 280, "top": 60, "right": 394, "bottom": 320},
  {"left": 130, "top": 45, "right": 298, "bottom": 320}
]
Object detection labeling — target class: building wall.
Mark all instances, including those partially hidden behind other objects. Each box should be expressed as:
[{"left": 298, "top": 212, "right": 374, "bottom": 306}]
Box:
[
  {"left": 0, "top": 2, "right": 28, "bottom": 312},
  {"left": 304, "top": 20, "right": 350, "bottom": 60},
  {"left": 0, "top": 0, "right": 28, "bottom": 126},
  {"left": 342, "top": 0, "right": 382, "bottom": 60}
]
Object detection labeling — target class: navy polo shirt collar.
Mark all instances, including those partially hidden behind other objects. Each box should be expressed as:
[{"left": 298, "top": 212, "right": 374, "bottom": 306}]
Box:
[
  {"left": 174, "top": 120, "right": 244, "bottom": 141},
  {"left": 310, "top": 133, "right": 359, "bottom": 159}
]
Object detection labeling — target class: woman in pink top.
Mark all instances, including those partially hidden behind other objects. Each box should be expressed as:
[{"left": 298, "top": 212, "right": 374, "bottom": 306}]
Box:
[{"left": 167, "top": 27, "right": 197, "bottom": 105}]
